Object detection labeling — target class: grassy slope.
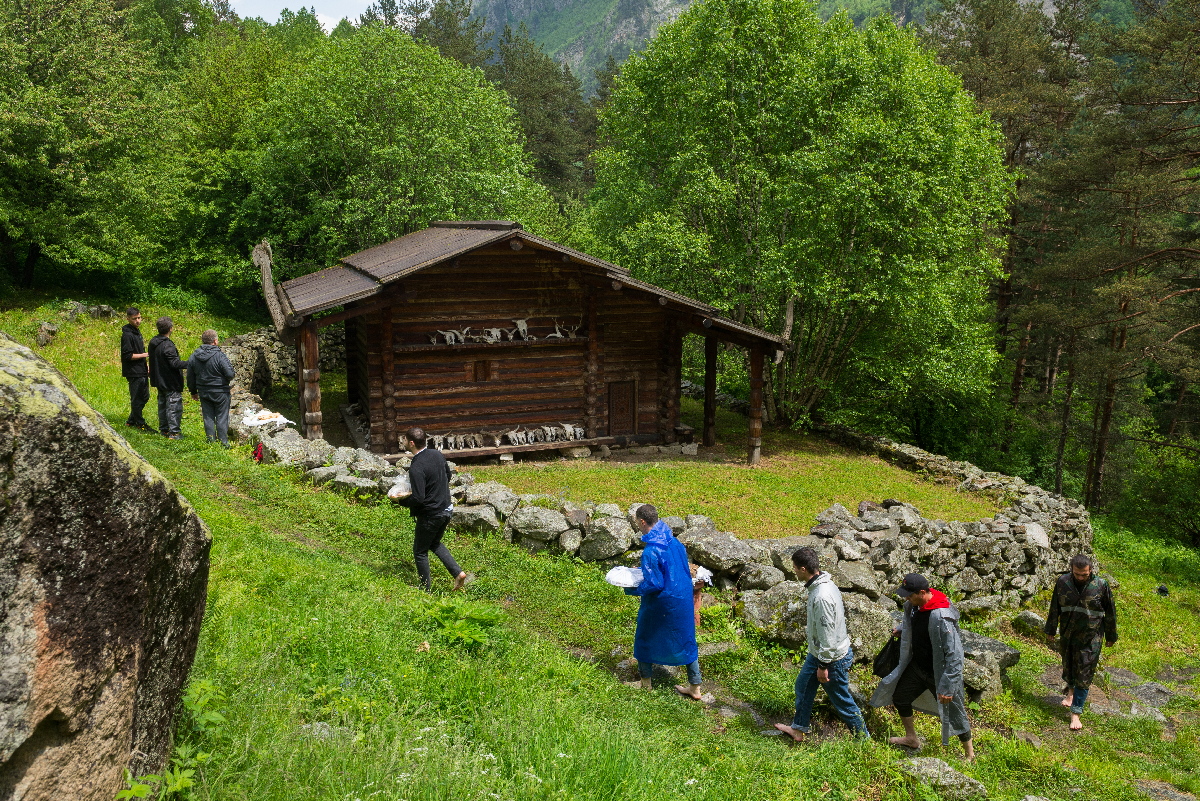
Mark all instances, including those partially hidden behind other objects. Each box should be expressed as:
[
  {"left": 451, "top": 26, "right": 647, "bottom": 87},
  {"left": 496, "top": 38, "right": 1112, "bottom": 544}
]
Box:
[
  {"left": 4, "top": 299, "right": 1198, "bottom": 801},
  {"left": 474, "top": 398, "right": 999, "bottom": 538}
]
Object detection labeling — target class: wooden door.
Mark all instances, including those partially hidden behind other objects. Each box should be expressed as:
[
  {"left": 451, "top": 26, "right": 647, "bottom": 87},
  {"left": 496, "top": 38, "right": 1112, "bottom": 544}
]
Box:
[{"left": 608, "top": 381, "right": 635, "bottom": 435}]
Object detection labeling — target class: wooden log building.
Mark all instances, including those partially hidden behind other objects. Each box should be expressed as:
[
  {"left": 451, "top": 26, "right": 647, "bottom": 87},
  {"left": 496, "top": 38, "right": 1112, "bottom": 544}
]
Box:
[{"left": 258, "top": 221, "right": 782, "bottom": 463}]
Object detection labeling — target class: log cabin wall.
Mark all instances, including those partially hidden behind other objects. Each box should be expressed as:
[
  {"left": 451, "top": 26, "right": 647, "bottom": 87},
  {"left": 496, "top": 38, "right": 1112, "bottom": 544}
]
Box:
[{"left": 348, "top": 247, "right": 684, "bottom": 453}]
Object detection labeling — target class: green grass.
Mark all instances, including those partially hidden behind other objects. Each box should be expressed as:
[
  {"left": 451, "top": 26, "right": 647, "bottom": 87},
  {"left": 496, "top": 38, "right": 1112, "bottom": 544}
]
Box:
[
  {"left": 3, "top": 298, "right": 1199, "bottom": 801},
  {"left": 474, "top": 398, "right": 999, "bottom": 538}
]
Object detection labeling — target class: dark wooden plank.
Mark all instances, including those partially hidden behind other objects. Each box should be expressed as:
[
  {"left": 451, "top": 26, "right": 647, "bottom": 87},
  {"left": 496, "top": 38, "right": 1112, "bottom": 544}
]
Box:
[
  {"left": 748, "top": 344, "right": 764, "bottom": 465},
  {"left": 382, "top": 436, "right": 618, "bottom": 462}
]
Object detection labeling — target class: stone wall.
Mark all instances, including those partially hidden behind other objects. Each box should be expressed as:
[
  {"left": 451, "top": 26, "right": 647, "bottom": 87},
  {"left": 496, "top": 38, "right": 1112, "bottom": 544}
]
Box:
[
  {"left": 247, "top": 419, "right": 1085, "bottom": 698},
  {"left": 223, "top": 325, "right": 345, "bottom": 396}
]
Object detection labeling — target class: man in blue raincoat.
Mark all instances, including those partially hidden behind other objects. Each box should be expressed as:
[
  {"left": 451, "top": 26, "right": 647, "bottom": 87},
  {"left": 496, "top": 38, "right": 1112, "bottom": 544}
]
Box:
[{"left": 625, "top": 504, "right": 703, "bottom": 699}]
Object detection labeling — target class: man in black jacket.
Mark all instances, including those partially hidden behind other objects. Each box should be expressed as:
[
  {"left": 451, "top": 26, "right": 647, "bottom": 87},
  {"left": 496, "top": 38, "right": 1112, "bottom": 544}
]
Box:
[
  {"left": 148, "top": 316, "right": 188, "bottom": 439},
  {"left": 394, "top": 427, "right": 468, "bottom": 592},
  {"left": 120, "top": 308, "right": 151, "bottom": 430},
  {"left": 187, "top": 329, "right": 236, "bottom": 447}
]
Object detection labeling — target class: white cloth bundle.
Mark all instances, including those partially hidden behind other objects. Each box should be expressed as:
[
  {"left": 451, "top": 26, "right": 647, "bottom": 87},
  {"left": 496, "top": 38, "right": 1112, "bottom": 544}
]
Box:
[
  {"left": 604, "top": 566, "right": 644, "bottom": 588},
  {"left": 694, "top": 566, "right": 714, "bottom": 586}
]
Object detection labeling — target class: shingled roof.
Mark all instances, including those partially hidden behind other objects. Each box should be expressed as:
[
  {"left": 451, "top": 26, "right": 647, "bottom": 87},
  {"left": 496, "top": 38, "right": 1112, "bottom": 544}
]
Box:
[{"left": 273, "top": 221, "right": 781, "bottom": 346}]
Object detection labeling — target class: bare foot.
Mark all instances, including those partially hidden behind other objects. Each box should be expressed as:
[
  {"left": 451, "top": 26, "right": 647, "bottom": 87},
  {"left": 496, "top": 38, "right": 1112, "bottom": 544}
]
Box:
[
  {"left": 674, "top": 684, "right": 702, "bottom": 700},
  {"left": 962, "top": 740, "right": 975, "bottom": 762},
  {"left": 452, "top": 572, "right": 469, "bottom": 592},
  {"left": 774, "top": 723, "right": 805, "bottom": 743},
  {"left": 1061, "top": 690, "right": 1074, "bottom": 708},
  {"left": 889, "top": 735, "right": 921, "bottom": 750},
  {"left": 1070, "top": 713, "right": 1082, "bottom": 731}
]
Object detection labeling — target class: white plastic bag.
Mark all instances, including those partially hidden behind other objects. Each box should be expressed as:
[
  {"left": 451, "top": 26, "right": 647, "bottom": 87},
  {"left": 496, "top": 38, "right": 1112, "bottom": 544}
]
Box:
[
  {"left": 604, "top": 566, "right": 644, "bottom": 588},
  {"left": 694, "top": 566, "right": 714, "bottom": 586},
  {"left": 387, "top": 473, "right": 412, "bottom": 500}
]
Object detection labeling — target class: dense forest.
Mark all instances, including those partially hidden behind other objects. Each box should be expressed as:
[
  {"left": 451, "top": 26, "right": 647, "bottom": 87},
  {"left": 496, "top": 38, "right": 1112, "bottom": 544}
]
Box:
[{"left": 1, "top": 0, "right": 1196, "bottom": 540}]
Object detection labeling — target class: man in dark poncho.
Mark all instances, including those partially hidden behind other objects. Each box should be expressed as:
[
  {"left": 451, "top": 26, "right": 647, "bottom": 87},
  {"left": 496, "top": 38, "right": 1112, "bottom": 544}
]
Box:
[
  {"left": 625, "top": 504, "right": 702, "bottom": 699},
  {"left": 1045, "top": 554, "right": 1118, "bottom": 730}
]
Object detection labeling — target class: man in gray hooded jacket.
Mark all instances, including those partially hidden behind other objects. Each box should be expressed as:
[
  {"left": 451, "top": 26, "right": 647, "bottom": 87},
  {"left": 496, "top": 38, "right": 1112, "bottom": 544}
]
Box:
[
  {"left": 774, "top": 547, "right": 869, "bottom": 742},
  {"left": 870, "top": 573, "right": 973, "bottom": 760},
  {"left": 187, "top": 329, "right": 236, "bottom": 447}
]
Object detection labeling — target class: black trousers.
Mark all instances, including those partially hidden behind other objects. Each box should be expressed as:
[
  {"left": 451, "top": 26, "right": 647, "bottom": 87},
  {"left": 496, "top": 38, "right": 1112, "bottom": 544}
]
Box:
[
  {"left": 126, "top": 376, "right": 149, "bottom": 427},
  {"left": 893, "top": 662, "right": 971, "bottom": 742},
  {"left": 413, "top": 512, "right": 462, "bottom": 591}
]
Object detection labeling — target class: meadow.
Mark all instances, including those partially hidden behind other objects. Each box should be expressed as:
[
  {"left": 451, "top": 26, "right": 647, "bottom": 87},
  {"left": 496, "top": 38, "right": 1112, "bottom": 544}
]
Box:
[{"left": 4, "top": 296, "right": 1198, "bottom": 801}]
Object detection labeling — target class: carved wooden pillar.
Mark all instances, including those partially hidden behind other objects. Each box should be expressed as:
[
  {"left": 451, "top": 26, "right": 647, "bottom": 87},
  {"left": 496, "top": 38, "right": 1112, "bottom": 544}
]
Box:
[
  {"left": 299, "top": 322, "right": 322, "bottom": 440},
  {"left": 748, "top": 343, "right": 764, "bottom": 464},
  {"left": 703, "top": 335, "right": 717, "bottom": 447},
  {"left": 585, "top": 291, "right": 600, "bottom": 438},
  {"left": 380, "top": 309, "right": 395, "bottom": 451}
]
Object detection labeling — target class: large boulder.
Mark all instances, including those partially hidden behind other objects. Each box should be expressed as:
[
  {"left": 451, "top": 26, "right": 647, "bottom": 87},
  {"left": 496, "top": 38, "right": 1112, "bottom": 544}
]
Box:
[
  {"left": 740, "top": 582, "right": 809, "bottom": 649},
  {"left": 842, "top": 594, "right": 894, "bottom": 661},
  {"left": 831, "top": 561, "right": 881, "bottom": 599},
  {"left": 508, "top": 507, "right": 570, "bottom": 541},
  {"left": 900, "top": 758, "right": 987, "bottom": 800},
  {"left": 0, "top": 335, "right": 211, "bottom": 799},
  {"left": 579, "top": 516, "right": 635, "bottom": 561},
  {"left": 679, "top": 528, "right": 756, "bottom": 573},
  {"left": 449, "top": 505, "right": 501, "bottom": 534}
]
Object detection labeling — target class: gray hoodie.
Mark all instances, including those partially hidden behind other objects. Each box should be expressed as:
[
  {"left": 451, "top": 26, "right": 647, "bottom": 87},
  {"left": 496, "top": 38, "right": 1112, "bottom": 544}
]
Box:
[
  {"left": 807, "top": 571, "right": 851, "bottom": 665},
  {"left": 186, "top": 344, "right": 234, "bottom": 398}
]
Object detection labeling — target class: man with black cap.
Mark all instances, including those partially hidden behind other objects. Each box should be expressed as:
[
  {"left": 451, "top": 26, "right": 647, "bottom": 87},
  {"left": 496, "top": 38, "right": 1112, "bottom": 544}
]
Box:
[{"left": 870, "top": 573, "right": 973, "bottom": 760}]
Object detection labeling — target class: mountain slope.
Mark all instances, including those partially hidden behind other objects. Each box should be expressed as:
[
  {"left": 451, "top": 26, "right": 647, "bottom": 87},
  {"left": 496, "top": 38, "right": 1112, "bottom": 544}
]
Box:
[{"left": 475, "top": 0, "right": 693, "bottom": 93}]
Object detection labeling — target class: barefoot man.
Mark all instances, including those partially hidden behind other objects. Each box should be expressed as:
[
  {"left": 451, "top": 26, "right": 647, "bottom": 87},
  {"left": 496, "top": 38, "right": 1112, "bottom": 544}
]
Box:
[
  {"left": 625, "top": 505, "right": 704, "bottom": 699},
  {"left": 1044, "top": 554, "right": 1118, "bottom": 731},
  {"left": 774, "top": 547, "right": 870, "bottom": 743},
  {"left": 870, "top": 573, "right": 974, "bottom": 761}
]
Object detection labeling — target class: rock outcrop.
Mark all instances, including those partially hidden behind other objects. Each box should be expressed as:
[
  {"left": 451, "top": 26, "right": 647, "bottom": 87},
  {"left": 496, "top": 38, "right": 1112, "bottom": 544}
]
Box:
[{"left": 0, "top": 335, "right": 211, "bottom": 800}]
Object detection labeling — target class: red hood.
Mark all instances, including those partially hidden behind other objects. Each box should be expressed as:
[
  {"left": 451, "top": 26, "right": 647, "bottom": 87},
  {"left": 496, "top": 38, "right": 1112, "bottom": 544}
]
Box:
[{"left": 922, "top": 589, "right": 952, "bottom": 611}]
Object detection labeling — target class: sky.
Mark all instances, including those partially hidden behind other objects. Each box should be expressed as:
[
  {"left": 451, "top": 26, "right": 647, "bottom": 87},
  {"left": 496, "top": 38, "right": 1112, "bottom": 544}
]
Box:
[{"left": 230, "top": 0, "right": 369, "bottom": 31}]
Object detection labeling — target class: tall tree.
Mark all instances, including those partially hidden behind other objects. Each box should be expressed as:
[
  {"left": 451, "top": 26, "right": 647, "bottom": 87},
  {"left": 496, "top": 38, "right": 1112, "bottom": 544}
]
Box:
[
  {"left": 241, "top": 25, "right": 557, "bottom": 276},
  {"left": 0, "top": 0, "right": 156, "bottom": 288},
  {"left": 413, "top": 0, "right": 492, "bottom": 70},
  {"left": 590, "top": 0, "right": 1012, "bottom": 422},
  {"left": 488, "top": 23, "right": 594, "bottom": 203}
]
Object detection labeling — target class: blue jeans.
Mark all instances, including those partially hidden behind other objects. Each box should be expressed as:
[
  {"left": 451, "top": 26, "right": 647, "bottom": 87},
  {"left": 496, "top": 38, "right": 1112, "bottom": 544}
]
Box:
[
  {"left": 792, "top": 649, "right": 869, "bottom": 737},
  {"left": 639, "top": 659, "right": 702, "bottom": 685},
  {"left": 1070, "top": 685, "right": 1089, "bottom": 714}
]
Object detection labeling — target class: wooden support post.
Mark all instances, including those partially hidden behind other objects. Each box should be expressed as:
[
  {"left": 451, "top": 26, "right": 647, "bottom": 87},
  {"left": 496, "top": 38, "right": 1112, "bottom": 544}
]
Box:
[
  {"left": 299, "top": 322, "right": 323, "bottom": 440},
  {"left": 703, "top": 335, "right": 717, "bottom": 447},
  {"left": 381, "top": 309, "right": 395, "bottom": 452},
  {"left": 748, "top": 344, "right": 764, "bottom": 465},
  {"left": 658, "top": 317, "right": 674, "bottom": 442},
  {"left": 345, "top": 315, "right": 358, "bottom": 405},
  {"left": 585, "top": 292, "right": 600, "bottom": 438}
]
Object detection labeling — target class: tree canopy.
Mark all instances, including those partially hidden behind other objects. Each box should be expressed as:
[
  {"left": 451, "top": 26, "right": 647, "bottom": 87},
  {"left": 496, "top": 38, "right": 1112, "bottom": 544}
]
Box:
[{"left": 587, "top": 0, "right": 1013, "bottom": 422}]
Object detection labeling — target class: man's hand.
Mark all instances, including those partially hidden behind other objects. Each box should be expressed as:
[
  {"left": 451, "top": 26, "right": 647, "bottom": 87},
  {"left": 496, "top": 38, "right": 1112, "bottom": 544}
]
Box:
[
  {"left": 1045, "top": 633, "right": 1056, "bottom": 646},
  {"left": 1105, "top": 640, "right": 1116, "bottom": 649},
  {"left": 135, "top": 352, "right": 148, "bottom": 360},
  {"left": 938, "top": 693, "right": 953, "bottom": 704},
  {"left": 817, "top": 667, "right": 829, "bottom": 684},
  {"left": 892, "top": 627, "right": 902, "bottom": 637},
  {"left": 191, "top": 394, "right": 199, "bottom": 401}
]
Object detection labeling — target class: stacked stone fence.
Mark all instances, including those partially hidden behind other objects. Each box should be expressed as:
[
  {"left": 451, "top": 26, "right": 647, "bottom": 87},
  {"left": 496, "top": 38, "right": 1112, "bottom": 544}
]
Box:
[
  {"left": 223, "top": 325, "right": 345, "bottom": 397},
  {"left": 245, "top": 417, "right": 1099, "bottom": 702}
]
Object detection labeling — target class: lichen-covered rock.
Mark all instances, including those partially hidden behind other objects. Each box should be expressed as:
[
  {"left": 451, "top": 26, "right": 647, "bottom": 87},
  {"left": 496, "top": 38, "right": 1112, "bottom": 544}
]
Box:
[
  {"left": 960, "top": 630, "right": 1021, "bottom": 672},
  {"left": 741, "top": 562, "right": 786, "bottom": 590},
  {"left": 508, "top": 507, "right": 570, "bottom": 541},
  {"left": 679, "top": 528, "right": 756, "bottom": 573},
  {"left": 332, "top": 474, "right": 379, "bottom": 495},
  {"left": 831, "top": 561, "right": 881, "bottom": 599},
  {"left": 1012, "top": 609, "right": 1046, "bottom": 636},
  {"left": 306, "top": 465, "right": 346, "bottom": 486},
  {"left": 740, "top": 582, "right": 809, "bottom": 649},
  {"left": 0, "top": 335, "right": 210, "bottom": 799},
  {"left": 842, "top": 594, "right": 894, "bottom": 660},
  {"left": 579, "top": 516, "right": 634, "bottom": 561},
  {"left": 900, "top": 758, "right": 987, "bottom": 800},
  {"left": 558, "top": 528, "right": 583, "bottom": 554},
  {"left": 449, "top": 505, "right": 500, "bottom": 534}
]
